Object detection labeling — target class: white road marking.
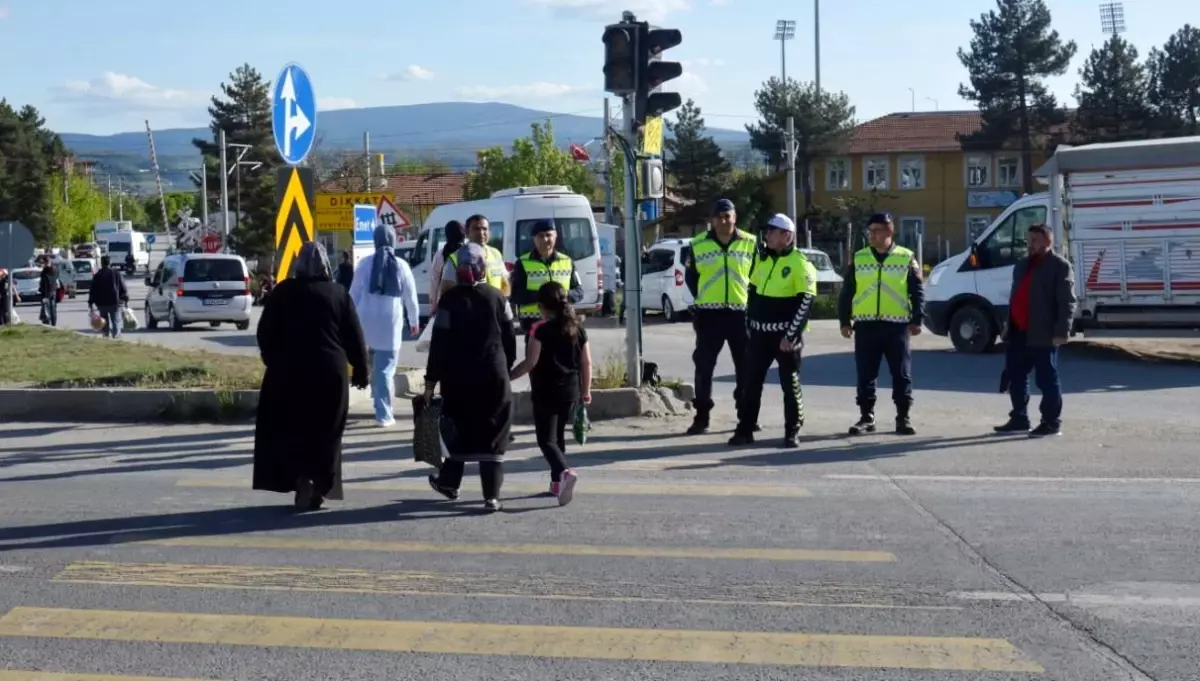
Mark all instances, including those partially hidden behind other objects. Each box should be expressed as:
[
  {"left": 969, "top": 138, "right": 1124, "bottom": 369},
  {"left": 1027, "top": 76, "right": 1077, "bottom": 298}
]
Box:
[
  {"left": 952, "top": 591, "right": 1200, "bottom": 608},
  {"left": 825, "top": 474, "right": 1200, "bottom": 484}
]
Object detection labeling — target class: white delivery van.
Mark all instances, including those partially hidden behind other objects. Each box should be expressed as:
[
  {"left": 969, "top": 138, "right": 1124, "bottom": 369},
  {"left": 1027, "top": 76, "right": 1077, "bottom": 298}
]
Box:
[
  {"left": 925, "top": 136, "right": 1200, "bottom": 353},
  {"left": 104, "top": 231, "right": 151, "bottom": 273},
  {"left": 405, "top": 186, "right": 603, "bottom": 318}
]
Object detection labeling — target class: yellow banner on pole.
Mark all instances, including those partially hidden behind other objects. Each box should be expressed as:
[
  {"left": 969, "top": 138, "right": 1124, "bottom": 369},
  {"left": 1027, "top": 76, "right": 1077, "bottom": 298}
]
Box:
[{"left": 642, "top": 117, "right": 664, "bottom": 156}]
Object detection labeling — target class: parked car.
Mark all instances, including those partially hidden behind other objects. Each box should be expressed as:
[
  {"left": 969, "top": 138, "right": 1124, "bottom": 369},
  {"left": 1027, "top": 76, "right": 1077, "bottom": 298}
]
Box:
[
  {"left": 640, "top": 238, "right": 694, "bottom": 323},
  {"left": 144, "top": 253, "right": 252, "bottom": 331},
  {"left": 72, "top": 258, "right": 97, "bottom": 290},
  {"left": 797, "top": 248, "right": 843, "bottom": 296},
  {"left": 9, "top": 267, "right": 41, "bottom": 304}
]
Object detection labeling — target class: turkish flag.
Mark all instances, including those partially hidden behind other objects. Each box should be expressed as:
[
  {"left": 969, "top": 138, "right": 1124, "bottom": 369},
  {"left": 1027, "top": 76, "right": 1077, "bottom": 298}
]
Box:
[{"left": 569, "top": 143, "right": 590, "bottom": 162}]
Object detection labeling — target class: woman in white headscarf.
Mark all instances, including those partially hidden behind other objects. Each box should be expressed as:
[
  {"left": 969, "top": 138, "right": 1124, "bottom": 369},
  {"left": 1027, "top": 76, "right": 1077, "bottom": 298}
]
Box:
[
  {"left": 253, "top": 243, "right": 370, "bottom": 511},
  {"left": 350, "top": 224, "right": 420, "bottom": 426}
]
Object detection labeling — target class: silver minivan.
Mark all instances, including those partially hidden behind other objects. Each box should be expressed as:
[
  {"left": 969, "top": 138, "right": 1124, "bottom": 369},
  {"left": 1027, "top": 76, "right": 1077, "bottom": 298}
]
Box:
[{"left": 144, "top": 253, "right": 252, "bottom": 330}]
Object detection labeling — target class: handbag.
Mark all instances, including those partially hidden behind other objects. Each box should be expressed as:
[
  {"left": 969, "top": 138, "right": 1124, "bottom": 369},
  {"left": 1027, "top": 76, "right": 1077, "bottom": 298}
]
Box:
[
  {"left": 572, "top": 402, "right": 590, "bottom": 445},
  {"left": 411, "top": 395, "right": 445, "bottom": 469},
  {"left": 121, "top": 306, "right": 139, "bottom": 331}
]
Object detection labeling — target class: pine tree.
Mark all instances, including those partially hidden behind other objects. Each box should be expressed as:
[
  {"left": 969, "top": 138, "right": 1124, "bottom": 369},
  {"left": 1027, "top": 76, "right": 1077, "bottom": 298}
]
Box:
[
  {"left": 192, "top": 64, "right": 280, "bottom": 256},
  {"left": 1146, "top": 25, "right": 1200, "bottom": 135},
  {"left": 957, "top": 0, "right": 1076, "bottom": 192},
  {"left": 664, "top": 99, "right": 731, "bottom": 221},
  {"left": 1072, "top": 35, "right": 1152, "bottom": 143},
  {"left": 0, "top": 100, "right": 56, "bottom": 244}
]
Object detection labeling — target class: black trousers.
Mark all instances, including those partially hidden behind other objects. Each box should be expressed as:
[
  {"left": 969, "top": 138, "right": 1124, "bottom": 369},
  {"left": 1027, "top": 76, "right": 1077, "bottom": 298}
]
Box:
[
  {"left": 692, "top": 310, "right": 749, "bottom": 416},
  {"left": 737, "top": 332, "right": 803, "bottom": 434},
  {"left": 436, "top": 460, "right": 504, "bottom": 500},
  {"left": 533, "top": 398, "right": 573, "bottom": 482},
  {"left": 853, "top": 322, "right": 913, "bottom": 415}
]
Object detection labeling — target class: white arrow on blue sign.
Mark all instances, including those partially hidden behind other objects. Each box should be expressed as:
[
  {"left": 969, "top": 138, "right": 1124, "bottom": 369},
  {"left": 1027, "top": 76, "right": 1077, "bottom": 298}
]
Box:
[
  {"left": 271, "top": 63, "right": 317, "bottom": 166},
  {"left": 353, "top": 205, "right": 377, "bottom": 245},
  {"left": 146, "top": 234, "right": 156, "bottom": 245}
]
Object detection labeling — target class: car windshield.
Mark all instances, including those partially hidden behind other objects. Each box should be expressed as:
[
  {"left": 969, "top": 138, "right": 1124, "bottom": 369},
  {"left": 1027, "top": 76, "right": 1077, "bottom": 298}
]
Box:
[
  {"left": 72, "top": 261, "right": 93, "bottom": 273},
  {"left": 107, "top": 242, "right": 130, "bottom": 253},
  {"left": 184, "top": 259, "right": 244, "bottom": 282},
  {"left": 802, "top": 251, "right": 834, "bottom": 270},
  {"left": 13, "top": 270, "right": 39, "bottom": 280}
]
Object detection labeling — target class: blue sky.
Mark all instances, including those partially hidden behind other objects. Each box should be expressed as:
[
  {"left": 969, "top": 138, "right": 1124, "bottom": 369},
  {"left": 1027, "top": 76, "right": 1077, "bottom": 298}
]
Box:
[{"left": 0, "top": 0, "right": 1188, "bottom": 136}]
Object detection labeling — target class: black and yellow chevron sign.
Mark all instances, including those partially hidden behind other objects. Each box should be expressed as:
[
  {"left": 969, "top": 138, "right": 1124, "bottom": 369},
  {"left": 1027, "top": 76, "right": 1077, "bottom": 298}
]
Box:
[{"left": 274, "top": 167, "right": 315, "bottom": 279}]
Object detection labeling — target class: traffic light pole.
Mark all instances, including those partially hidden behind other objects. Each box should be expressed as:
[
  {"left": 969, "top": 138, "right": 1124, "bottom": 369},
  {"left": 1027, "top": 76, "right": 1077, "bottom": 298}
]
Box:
[{"left": 622, "top": 97, "right": 643, "bottom": 389}]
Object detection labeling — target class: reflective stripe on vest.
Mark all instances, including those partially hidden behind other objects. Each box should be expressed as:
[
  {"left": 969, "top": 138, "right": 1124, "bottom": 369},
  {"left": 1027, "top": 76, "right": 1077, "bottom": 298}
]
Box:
[
  {"left": 691, "top": 230, "right": 757, "bottom": 311},
  {"left": 851, "top": 246, "right": 913, "bottom": 323},
  {"left": 449, "top": 245, "right": 506, "bottom": 291},
  {"left": 517, "top": 252, "right": 573, "bottom": 319},
  {"left": 749, "top": 250, "right": 818, "bottom": 332}
]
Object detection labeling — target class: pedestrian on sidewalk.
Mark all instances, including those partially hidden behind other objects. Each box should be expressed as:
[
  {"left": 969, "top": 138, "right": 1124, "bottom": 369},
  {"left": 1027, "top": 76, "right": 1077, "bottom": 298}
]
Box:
[
  {"left": 253, "top": 243, "right": 370, "bottom": 512},
  {"left": 87, "top": 256, "right": 128, "bottom": 338},
  {"left": 838, "top": 213, "right": 924, "bottom": 436},
  {"left": 509, "top": 281, "right": 592, "bottom": 506},
  {"left": 995, "top": 223, "right": 1076, "bottom": 437},
  {"left": 428, "top": 220, "right": 464, "bottom": 317},
  {"left": 349, "top": 224, "right": 420, "bottom": 427},
  {"left": 38, "top": 262, "right": 60, "bottom": 327},
  {"left": 423, "top": 243, "right": 518, "bottom": 513},
  {"left": 684, "top": 198, "right": 757, "bottom": 435},
  {"left": 334, "top": 251, "right": 355, "bottom": 291},
  {"left": 730, "top": 215, "right": 817, "bottom": 448}
]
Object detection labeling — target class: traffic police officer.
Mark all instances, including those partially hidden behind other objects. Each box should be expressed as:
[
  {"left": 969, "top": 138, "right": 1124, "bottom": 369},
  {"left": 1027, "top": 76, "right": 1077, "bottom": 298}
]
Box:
[
  {"left": 731, "top": 214, "right": 817, "bottom": 448},
  {"left": 837, "top": 212, "right": 925, "bottom": 436},
  {"left": 441, "top": 214, "right": 510, "bottom": 296},
  {"left": 684, "top": 198, "right": 758, "bottom": 435},
  {"left": 511, "top": 218, "right": 584, "bottom": 338}
]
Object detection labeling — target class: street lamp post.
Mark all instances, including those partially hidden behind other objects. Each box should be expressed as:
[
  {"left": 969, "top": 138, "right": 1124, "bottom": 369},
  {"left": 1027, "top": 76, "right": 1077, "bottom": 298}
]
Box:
[{"left": 773, "top": 19, "right": 796, "bottom": 91}]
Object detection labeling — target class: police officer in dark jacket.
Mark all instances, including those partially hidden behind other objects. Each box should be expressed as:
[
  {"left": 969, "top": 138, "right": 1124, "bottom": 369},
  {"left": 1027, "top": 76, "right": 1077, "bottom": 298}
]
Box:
[
  {"left": 837, "top": 213, "right": 925, "bottom": 436},
  {"left": 731, "top": 214, "right": 817, "bottom": 448}
]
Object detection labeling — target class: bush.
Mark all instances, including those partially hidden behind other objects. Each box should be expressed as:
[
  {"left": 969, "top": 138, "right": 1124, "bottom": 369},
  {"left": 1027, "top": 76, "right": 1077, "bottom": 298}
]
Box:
[{"left": 810, "top": 293, "right": 838, "bottom": 320}]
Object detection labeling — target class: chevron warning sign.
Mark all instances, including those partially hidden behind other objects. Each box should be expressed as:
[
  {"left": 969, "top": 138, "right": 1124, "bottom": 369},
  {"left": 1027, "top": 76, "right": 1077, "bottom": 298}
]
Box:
[{"left": 274, "top": 167, "right": 315, "bottom": 279}]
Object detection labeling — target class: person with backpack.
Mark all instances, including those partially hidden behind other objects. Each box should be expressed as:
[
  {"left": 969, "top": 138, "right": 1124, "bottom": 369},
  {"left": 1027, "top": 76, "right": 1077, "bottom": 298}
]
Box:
[{"left": 509, "top": 281, "right": 593, "bottom": 506}]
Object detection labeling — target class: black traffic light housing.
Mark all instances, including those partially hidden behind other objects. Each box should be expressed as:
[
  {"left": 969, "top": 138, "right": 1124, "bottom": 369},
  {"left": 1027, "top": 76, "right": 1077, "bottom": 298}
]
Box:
[
  {"left": 634, "top": 25, "right": 683, "bottom": 125},
  {"left": 602, "top": 23, "right": 638, "bottom": 95}
]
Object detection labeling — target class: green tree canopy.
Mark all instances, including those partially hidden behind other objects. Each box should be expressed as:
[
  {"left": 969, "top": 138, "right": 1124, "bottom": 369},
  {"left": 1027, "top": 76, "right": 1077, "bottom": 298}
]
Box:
[
  {"left": 464, "top": 121, "right": 595, "bottom": 199},
  {"left": 48, "top": 172, "right": 108, "bottom": 245},
  {"left": 0, "top": 100, "right": 61, "bottom": 244},
  {"left": 1147, "top": 25, "right": 1200, "bottom": 135},
  {"left": 665, "top": 99, "right": 731, "bottom": 222},
  {"left": 957, "top": 0, "right": 1076, "bottom": 191},
  {"left": 1072, "top": 35, "right": 1152, "bottom": 143},
  {"left": 192, "top": 64, "right": 280, "bottom": 256},
  {"left": 142, "top": 192, "right": 198, "bottom": 230}
]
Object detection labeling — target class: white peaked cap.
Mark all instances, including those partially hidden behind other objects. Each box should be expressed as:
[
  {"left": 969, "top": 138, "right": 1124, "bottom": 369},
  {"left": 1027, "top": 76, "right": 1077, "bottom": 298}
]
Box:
[{"left": 766, "top": 214, "right": 796, "bottom": 232}]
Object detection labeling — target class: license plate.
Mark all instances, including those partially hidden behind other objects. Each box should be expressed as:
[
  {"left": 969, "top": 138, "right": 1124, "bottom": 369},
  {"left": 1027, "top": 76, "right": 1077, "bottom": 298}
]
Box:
[{"left": 202, "top": 298, "right": 230, "bottom": 306}]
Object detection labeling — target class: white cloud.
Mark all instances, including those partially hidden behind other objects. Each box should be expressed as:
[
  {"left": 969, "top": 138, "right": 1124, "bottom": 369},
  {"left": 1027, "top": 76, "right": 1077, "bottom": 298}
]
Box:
[
  {"left": 526, "top": 0, "right": 690, "bottom": 23},
  {"left": 384, "top": 65, "right": 434, "bottom": 82},
  {"left": 709, "top": 0, "right": 729, "bottom": 5},
  {"left": 317, "top": 97, "right": 356, "bottom": 110},
  {"left": 455, "top": 82, "right": 593, "bottom": 101},
  {"left": 675, "top": 73, "right": 709, "bottom": 98},
  {"left": 53, "top": 72, "right": 200, "bottom": 111}
]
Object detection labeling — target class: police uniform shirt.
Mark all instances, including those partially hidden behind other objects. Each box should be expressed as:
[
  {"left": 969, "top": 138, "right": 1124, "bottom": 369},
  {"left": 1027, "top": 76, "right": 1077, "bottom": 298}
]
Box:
[
  {"left": 747, "top": 247, "right": 818, "bottom": 343},
  {"left": 836, "top": 245, "right": 925, "bottom": 327}
]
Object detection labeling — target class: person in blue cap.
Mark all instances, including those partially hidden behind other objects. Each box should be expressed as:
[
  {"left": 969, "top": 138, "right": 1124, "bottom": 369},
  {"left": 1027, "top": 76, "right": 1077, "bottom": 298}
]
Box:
[
  {"left": 683, "top": 198, "right": 757, "bottom": 435},
  {"left": 837, "top": 212, "right": 925, "bottom": 436},
  {"left": 511, "top": 219, "right": 584, "bottom": 339}
]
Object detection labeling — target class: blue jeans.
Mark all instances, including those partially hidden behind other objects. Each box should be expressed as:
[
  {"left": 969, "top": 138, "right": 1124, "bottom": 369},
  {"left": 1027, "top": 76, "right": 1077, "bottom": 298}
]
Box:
[
  {"left": 41, "top": 297, "right": 58, "bottom": 326},
  {"left": 1005, "top": 330, "right": 1062, "bottom": 427},
  {"left": 98, "top": 305, "right": 122, "bottom": 338},
  {"left": 371, "top": 349, "right": 399, "bottom": 423}
]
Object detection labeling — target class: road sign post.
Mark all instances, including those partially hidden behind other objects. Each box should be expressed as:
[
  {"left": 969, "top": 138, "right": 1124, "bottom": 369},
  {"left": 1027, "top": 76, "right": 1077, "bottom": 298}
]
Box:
[
  {"left": 275, "top": 167, "right": 316, "bottom": 279},
  {"left": 202, "top": 234, "right": 222, "bottom": 254},
  {"left": 271, "top": 63, "right": 317, "bottom": 166}
]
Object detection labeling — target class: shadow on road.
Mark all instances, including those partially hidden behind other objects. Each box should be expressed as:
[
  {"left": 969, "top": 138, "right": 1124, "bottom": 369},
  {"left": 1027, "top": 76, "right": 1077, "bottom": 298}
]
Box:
[{"left": 715, "top": 347, "right": 1200, "bottom": 395}]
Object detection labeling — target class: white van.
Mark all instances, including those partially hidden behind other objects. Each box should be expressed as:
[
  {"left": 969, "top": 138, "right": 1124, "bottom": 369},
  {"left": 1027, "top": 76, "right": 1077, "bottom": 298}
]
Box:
[
  {"left": 104, "top": 231, "right": 151, "bottom": 273},
  {"left": 641, "top": 238, "right": 694, "bottom": 322},
  {"left": 406, "top": 186, "right": 603, "bottom": 318}
]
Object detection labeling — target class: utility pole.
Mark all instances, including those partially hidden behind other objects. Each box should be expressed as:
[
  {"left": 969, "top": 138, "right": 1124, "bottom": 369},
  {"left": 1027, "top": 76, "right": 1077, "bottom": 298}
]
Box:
[
  {"left": 622, "top": 95, "right": 642, "bottom": 388},
  {"left": 785, "top": 116, "right": 797, "bottom": 227},
  {"left": 218, "top": 129, "right": 230, "bottom": 240},
  {"left": 363, "top": 132, "right": 371, "bottom": 192},
  {"left": 117, "top": 178, "right": 124, "bottom": 221},
  {"left": 814, "top": 0, "right": 822, "bottom": 95},
  {"left": 200, "top": 165, "right": 209, "bottom": 227},
  {"left": 602, "top": 98, "right": 614, "bottom": 224},
  {"left": 107, "top": 175, "right": 113, "bottom": 219}
]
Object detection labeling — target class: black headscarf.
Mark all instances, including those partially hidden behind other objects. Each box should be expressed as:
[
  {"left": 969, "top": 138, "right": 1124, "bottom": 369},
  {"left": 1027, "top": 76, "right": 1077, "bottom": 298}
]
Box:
[{"left": 440, "top": 220, "right": 465, "bottom": 261}]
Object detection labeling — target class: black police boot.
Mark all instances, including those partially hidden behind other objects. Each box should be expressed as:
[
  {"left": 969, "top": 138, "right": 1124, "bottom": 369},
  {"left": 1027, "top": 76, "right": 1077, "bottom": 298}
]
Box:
[
  {"left": 895, "top": 413, "right": 916, "bottom": 436},
  {"left": 848, "top": 414, "right": 876, "bottom": 436},
  {"left": 686, "top": 413, "right": 709, "bottom": 436},
  {"left": 993, "top": 417, "right": 1031, "bottom": 434},
  {"left": 782, "top": 427, "right": 801, "bottom": 448},
  {"left": 727, "top": 429, "right": 755, "bottom": 446}
]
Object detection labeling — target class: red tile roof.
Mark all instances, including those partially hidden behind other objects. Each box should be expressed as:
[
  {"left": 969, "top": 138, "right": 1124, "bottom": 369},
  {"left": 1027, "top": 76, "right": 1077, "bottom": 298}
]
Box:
[
  {"left": 380, "top": 173, "right": 468, "bottom": 205},
  {"left": 843, "top": 111, "right": 983, "bottom": 155}
]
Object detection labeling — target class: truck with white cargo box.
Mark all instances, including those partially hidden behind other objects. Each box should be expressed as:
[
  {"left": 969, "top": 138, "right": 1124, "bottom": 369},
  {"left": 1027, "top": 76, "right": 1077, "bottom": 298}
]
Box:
[{"left": 924, "top": 136, "right": 1200, "bottom": 353}]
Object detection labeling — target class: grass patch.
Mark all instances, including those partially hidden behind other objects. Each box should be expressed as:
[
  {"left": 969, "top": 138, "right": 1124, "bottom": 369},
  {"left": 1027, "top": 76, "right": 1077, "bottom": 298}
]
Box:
[
  {"left": 0, "top": 325, "right": 264, "bottom": 390},
  {"left": 590, "top": 350, "right": 683, "bottom": 390}
]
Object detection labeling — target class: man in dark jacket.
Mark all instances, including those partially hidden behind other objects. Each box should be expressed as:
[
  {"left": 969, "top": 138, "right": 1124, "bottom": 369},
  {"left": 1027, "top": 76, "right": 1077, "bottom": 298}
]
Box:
[
  {"left": 88, "top": 256, "right": 130, "bottom": 338},
  {"left": 995, "top": 223, "right": 1077, "bottom": 437}
]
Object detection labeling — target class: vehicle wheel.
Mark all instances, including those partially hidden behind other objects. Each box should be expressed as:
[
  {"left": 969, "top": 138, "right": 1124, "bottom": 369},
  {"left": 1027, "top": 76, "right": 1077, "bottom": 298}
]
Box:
[
  {"left": 235, "top": 320, "right": 250, "bottom": 331},
  {"left": 167, "top": 305, "right": 184, "bottom": 331},
  {"left": 144, "top": 303, "right": 159, "bottom": 330},
  {"left": 949, "top": 305, "right": 996, "bottom": 354},
  {"left": 210, "top": 321, "right": 221, "bottom": 328},
  {"left": 662, "top": 295, "right": 678, "bottom": 323}
]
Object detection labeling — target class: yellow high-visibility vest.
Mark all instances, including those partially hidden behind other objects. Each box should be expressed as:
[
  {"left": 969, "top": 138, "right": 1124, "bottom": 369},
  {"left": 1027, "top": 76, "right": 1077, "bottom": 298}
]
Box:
[
  {"left": 851, "top": 245, "right": 913, "bottom": 323},
  {"left": 749, "top": 249, "right": 818, "bottom": 332},
  {"left": 690, "top": 230, "right": 757, "bottom": 310},
  {"left": 517, "top": 251, "right": 572, "bottom": 319}
]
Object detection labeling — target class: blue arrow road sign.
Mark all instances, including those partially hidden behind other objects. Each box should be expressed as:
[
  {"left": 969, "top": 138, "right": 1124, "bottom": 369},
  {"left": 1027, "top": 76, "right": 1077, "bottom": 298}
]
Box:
[
  {"left": 353, "top": 205, "right": 377, "bottom": 245},
  {"left": 272, "top": 63, "right": 317, "bottom": 166},
  {"left": 146, "top": 234, "right": 156, "bottom": 245}
]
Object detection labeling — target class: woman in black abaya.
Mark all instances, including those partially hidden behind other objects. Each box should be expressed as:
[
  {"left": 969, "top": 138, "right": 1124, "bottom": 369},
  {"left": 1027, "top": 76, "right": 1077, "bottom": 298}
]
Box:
[{"left": 253, "top": 243, "right": 370, "bottom": 510}]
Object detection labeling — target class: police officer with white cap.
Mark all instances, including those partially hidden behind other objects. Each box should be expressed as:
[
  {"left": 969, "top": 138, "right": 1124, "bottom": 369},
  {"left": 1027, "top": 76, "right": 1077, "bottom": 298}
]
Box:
[{"left": 730, "top": 214, "right": 817, "bottom": 448}]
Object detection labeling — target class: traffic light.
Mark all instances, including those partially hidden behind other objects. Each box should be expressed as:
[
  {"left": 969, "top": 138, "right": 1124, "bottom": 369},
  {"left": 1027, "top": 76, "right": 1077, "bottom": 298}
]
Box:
[
  {"left": 634, "top": 25, "right": 683, "bottom": 125},
  {"left": 602, "top": 23, "right": 638, "bottom": 95}
]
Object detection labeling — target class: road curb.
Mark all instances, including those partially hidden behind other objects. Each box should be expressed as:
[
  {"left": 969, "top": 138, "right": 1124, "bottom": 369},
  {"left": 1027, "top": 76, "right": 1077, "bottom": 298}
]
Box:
[{"left": 1064, "top": 341, "right": 1200, "bottom": 367}]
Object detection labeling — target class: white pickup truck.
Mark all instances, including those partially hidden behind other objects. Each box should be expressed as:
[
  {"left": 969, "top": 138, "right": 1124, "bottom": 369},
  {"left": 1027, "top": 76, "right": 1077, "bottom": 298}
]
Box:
[{"left": 925, "top": 136, "right": 1200, "bottom": 353}]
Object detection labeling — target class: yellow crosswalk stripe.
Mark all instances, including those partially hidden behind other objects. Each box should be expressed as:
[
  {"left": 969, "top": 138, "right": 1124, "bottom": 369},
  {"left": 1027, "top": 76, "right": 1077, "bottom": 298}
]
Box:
[
  {"left": 0, "top": 607, "right": 1045, "bottom": 672},
  {"left": 128, "top": 535, "right": 896, "bottom": 563},
  {"left": 174, "top": 477, "right": 811, "bottom": 497},
  {"left": 0, "top": 673, "right": 208, "bottom": 681},
  {"left": 53, "top": 562, "right": 955, "bottom": 611}
]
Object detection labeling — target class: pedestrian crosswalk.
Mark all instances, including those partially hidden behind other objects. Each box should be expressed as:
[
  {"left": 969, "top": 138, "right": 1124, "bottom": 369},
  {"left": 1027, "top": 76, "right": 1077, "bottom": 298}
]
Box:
[{"left": 0, "top": 475, "right": 1049, "bottom": 678}]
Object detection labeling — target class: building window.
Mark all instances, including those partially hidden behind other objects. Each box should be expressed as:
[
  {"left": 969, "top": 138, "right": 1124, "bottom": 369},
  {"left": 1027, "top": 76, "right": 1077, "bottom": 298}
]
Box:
[
  {"left": 965, "top": 155, "right": 991, "bottom": 188},
  {"left": 826, "top": 158, "right": 850, "bottom": 191},
  {"left": 966, "top": 215, "right": 992, "bottom": 244},
  {"left": 899, "top": 156, "right": 925, "bottom": 190},
  {"left": 864, "top": 157, "right": 889, "bottom": 190},
  {"left": 898, "top": 217, "right": 924, "bottom": 250},
  {"left": 996, "top": 157, "right": 1020, "bottom": 187}
]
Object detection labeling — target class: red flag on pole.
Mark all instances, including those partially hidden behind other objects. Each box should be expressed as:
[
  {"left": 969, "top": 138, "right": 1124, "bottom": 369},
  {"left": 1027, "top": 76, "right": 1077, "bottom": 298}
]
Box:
[{"left": 569, "top": 143, "right": 590, "bottom": 162}]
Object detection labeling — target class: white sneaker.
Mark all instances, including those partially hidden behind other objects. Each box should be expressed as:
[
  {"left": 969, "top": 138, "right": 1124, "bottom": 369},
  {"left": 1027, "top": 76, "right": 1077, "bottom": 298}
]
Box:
[
  {"left": 375, "top": 418, "right": 395, "bottom": 428},
  {"left": 557, "top": 470, "right": 578, "bottom": 507}
]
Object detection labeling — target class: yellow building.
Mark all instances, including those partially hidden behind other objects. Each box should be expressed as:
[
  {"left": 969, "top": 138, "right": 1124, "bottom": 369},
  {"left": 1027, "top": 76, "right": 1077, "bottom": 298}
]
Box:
[{"left": 766, "top": 111, "right": 1048, "bottom": 260}]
